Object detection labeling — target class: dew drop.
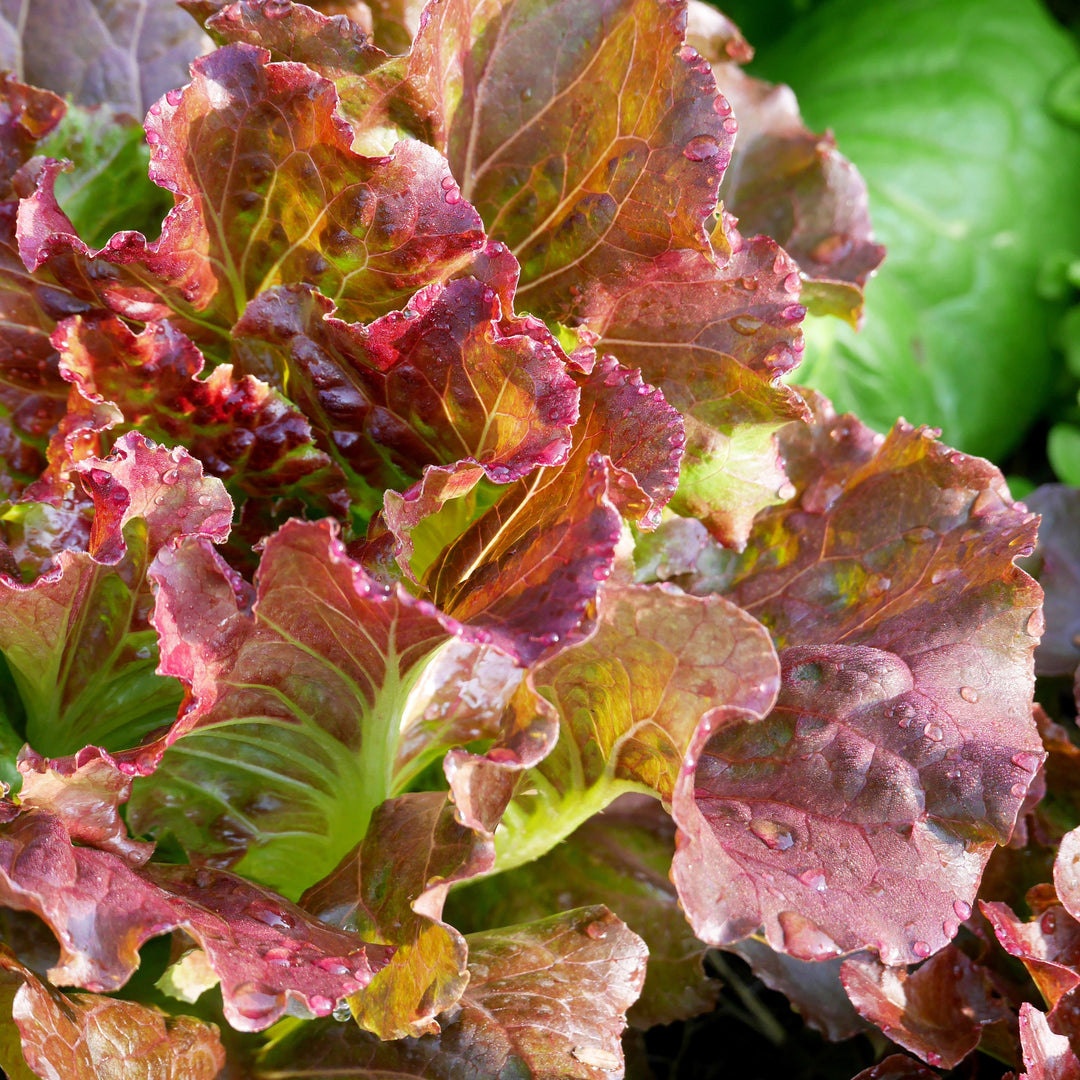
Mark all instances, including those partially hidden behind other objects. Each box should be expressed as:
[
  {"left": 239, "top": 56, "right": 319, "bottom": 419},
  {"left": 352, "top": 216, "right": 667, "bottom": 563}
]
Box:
[
  {"left": 777, "top": 481, "right": 797, "bottom": 501},
  {"left": 1010, "top": 782, "right": 1027, "bottom": 798},
  {"left": 748, "top": 819, "right": 795, "bottom": 851},
  {"left": 1042, "top": 910, "right": 1058, "bottom": 934},
  {"left": 942, "top": 919, "right": 958, "bottom": 939},
  {"left": 953, "top": 900, "right": 972, "bottom": 921},
  {"left": 444, "top": 189, "right": 460, "bottom": 204},
  {"left": 1012, "top": 751, "right": 1040, "bottom": 773},
  {"left": 146, "top": 131, "right": 160, "bottom": 146},
  {"left": 912, "top": 940, "right": 931, "bottom": 958},
  {"left": 317, "top": 958, "right": 350, "bottom": 974},
  {"left": 712, "top": 95, "right": 732, "bottom": 116},
  {"left": 683, "top": 135, "right": 721, "bottom": 162},
  {"left": 233, "top": 982, "right": 280, "bottom": 1022},
  {"left": 197, "top": 494, "right": 212, "bottom": 507},
  {"left": 332, "top": 1001, "right": 352, "bottom": 1022},
  {"left": 165, "top": 89, "right": 183, "bottom": 107},
  {"left": 162, "top": 468, "right": 179, "bottom": 485},
  {"left": 721, "top": 116, "right": 738, "bottom": 133},
  {"left": 440, "top": 175, "right": 455, "bottom": 190},
  {"left": 797, "top": 869, "right": 827, "bottom": 892},
  {"left": 959, "top": 686, "right": 979, "bottom": 703},
  {"left": 308, "top": 995, "right": 333, "bottom": 1015},
  {"left": 585, "top": 920, "right": 608, "bottom": 940},
  {"left": 1027, "top": 609, "right": 1045, "bottom": 637},
  {"left": 264, "top": 0, "right": 291, "bottom": 15},
  {"left": 923, "top": 723, "right": 944, "bottom": 742},
  {"left": 783, "top": 272, "right": 800, "bottom": 294},
  {"left": 520, "top": 87, "right": 533, "bottom": 102}
]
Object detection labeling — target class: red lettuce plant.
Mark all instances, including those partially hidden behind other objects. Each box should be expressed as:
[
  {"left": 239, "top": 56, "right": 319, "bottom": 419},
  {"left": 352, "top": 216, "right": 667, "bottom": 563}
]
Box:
[{"left": 0, "top": 1, "right": 1049, "bottom": 1076}]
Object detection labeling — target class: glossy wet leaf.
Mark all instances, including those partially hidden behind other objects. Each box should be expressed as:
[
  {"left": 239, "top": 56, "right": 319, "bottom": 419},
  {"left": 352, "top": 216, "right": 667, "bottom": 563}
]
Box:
[
  {"left": 0, "top": 809, "right": 392, "bottom": 1030},
  {"left": 840, "top": 948, "right": 1011, "bottom": 1069},
  {"left": 0, "top": 945, "right": 225, "bottom": 1080},
  {"left": 233, "top": 274, "right": 578, "bottom": 499},
  {"left": 493, "top": 580, "right": 779, "bottom": 874},
  {"left": 410, "top": 0, "right": 729, "bottom": 327},
  {"left": 18, "top": 44, "right": 486, "bottom": 332},
  {"left": 446, "top": 795, "right": 720, "bottom": 1028},
  {"left": 670, "top": 401, "right": 1044, "bottom": 965},
  {"left": 303, "top": 792, "right": 492, "bottom": 1039},
  {"left": 257, "top": 906, "right": 647, "bottom": 1080}
]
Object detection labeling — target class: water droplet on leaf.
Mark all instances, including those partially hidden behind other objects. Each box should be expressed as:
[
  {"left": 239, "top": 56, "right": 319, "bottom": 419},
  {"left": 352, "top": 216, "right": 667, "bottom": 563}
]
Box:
[{"left": 683, "top": 135, "right": 721, "bottom": 161}]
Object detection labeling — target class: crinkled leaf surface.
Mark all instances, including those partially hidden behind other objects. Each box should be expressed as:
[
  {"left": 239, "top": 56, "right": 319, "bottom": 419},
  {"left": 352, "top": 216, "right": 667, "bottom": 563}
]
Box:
[
  {"left": 16, "top": 746, "right": 153, "bottom": 865},
  {"left": 257, "top": 906, "right": 647, "bottom": 1080},
  {"left": 424, "top": 448, "right": 622, "bottom": 665},
  {"left": 409, "top": 0, "right": 728, "bottom": 327},
  {"left": 0, "top": 78, "right": 83, "bottom": 499},
  {"left": 590, "top": 237, "right": 808, "bottom": 548},
  {"left": 56, "top": 312, "right": 343, "bottom": 512},
  {"left": 130, "top": 518, "right": 488, "bottom": 896},
  {"left": 19, "top": 44, "right": 485, "bottom": 332},
  {"left": 0, "top": 433, "right": 231, "bottom": 758},
  {"left": 0, "top": 945, "right": 225, "bottom": 1080},
  {"left": 0, "top": 808, "right": 392, "bottom": 1030},
  {"left": 303, "top": 792, "right": 492, "bottom": 1039},
  {"left": 840, "top": 948, "right": 1011, "bottom": 1069},
  {"left": 0, "top": 198, "right": 71, "bottom": 498},
  {"left": 669, "top": 401, "right": 1044, "bottom": 965},
  {"left": 493, "top": 580, "right": 779, "bottom": 873},
  {"left": 233, "top": 274, "right": 578, "bottom": 500},
  {"left": 446, "top": 794, "right": 720, "bottom": 1028},
  {"left": 199, "top": 0, "right": 400, "bottom": 156},
  {"left": 573, "top": 354, "right": 684, "bottom": 530},
  {"left": 0, "top": 74, "right": 65, "bottom": 199}
]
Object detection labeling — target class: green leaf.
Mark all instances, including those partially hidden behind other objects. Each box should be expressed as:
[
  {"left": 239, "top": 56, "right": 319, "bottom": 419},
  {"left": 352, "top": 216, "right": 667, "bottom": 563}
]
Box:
[
  {"left": 758, "top": 0, "right": 1080, "bottom": 458},
  {"left": 37, "top": 107, "right": 173, "bottom": 249}
]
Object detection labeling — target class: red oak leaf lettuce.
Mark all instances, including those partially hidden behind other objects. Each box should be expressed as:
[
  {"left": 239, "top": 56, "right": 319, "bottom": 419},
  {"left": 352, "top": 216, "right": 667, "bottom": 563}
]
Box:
[
  {"left": 0, "top": 0, "right": 1051, "bottom": 1075},
  {"left": 128, "top": 517, "right": 493, "bottom": 894},
  {"left": 662, "top": 399, "right": 1043, "bottom": 964},
  {"left": 0, "top": 433, "right": 231, "bottom": 757},
  {"left": 302, "top": 791, "right": 493, "bottom": 1039},
  {"left": 0, "top": 945, "right": 225, "bottom": 1080},
  {"left": 233, "top": 272, "right": 579, "bottom": 502},
  {"left": 686, "top": 0, "right": 884, "bottom": 325},
  {"left": 257, "top": 906, "right": 648, "bottom": 1080},
  {"left": 0, "top": 807, "right": 392, "bottom": 1029},
  {"left": 18, "top": 43, "right": 485, "bottom": 332}
]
